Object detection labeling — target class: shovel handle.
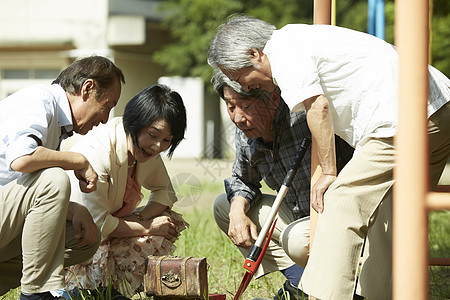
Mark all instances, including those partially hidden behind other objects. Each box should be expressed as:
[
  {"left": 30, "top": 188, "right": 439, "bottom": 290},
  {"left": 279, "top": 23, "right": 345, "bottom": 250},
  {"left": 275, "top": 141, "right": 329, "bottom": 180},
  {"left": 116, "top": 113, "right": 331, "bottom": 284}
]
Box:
[
  {"left": 234, "top": 137, "right": 311, "bottom": 300},
  {"left": 252, "top": 137, "right": 311, "bottom": 250}
]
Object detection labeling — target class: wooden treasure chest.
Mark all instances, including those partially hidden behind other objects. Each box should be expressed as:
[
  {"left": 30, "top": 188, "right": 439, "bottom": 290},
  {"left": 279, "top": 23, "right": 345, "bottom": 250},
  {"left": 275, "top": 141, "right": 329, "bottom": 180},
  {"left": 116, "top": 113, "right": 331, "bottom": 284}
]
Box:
[{"left": 144, "top": 256, "right": 208, "bottom": 299}]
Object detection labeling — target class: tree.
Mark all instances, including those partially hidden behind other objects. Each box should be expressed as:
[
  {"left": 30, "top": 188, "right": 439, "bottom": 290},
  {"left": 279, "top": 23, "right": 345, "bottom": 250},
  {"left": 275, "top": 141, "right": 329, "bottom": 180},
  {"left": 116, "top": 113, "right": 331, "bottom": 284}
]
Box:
[
  {"left": 431, "top": 0, "right": 450, "bottom": 76},
  {"left": 153, "top": 0, "right": 313, "bottom": 83},
  {"left": 153, "top": 0, "right": 449, "bottom": 82}
]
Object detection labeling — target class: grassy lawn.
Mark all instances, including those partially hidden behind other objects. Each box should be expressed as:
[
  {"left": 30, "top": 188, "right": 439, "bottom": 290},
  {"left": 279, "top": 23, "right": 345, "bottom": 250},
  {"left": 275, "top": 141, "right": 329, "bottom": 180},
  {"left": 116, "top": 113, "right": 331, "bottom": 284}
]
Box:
[
  {"left": 428, "top": 210, "right": 450, "bottom": 299},
  {"left": 1, "top": 181, "right": 448, "bottom": 299},
  {"left": 171, "top": 207, "right": 284, "bottom": 299},
  {"left": 160, "top": 180, "right": 285, "bottom": 299}
]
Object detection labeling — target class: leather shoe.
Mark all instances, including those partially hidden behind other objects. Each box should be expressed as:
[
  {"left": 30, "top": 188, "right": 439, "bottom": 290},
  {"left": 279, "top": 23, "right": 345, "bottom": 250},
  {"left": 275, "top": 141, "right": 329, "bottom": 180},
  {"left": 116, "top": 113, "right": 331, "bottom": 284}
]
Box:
[{"left": 20, "top": 292, "right": 64, "bottom": 300}]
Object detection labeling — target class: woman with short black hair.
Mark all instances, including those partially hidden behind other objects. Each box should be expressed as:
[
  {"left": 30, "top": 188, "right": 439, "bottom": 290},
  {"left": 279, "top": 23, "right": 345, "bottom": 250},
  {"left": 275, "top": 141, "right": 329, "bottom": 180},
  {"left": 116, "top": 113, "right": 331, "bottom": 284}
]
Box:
[{"left": 65, "top": 84, "right": 188, "bottom": 298}]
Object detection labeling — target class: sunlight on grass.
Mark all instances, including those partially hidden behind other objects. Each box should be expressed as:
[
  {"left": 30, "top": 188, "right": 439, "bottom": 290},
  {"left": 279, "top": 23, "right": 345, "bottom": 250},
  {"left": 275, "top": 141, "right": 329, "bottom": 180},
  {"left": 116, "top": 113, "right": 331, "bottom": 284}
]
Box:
[
  {"left": 1, "top": 182, "right": 447, "bottom": 300},
  {"left": 428, "top": 210, "right": 450, "bottom": 299},
  {"left": 172, "top": 207, "right": 284, "bottom": 299}
]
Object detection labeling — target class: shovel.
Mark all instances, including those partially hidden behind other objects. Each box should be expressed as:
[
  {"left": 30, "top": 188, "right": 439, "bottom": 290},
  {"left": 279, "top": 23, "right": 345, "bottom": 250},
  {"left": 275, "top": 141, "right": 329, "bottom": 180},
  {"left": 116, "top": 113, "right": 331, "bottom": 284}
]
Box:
[{"left": 233, "top": 137, "right": 311, "bottom": 300}]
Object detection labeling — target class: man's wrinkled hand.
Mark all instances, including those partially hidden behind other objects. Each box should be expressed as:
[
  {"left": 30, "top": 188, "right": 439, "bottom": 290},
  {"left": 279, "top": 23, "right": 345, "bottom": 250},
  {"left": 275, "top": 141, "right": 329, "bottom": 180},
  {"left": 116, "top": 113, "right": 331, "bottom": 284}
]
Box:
[
  {"left": 311, "top": 173, "right": 337, "bottom": 213},
  {"left": 70, "top": 202, "right": 99, "bottom": 247},
  {"left": 75, "top": 162, "right": 98, "bottom": 193},
  {"left": 228, "top": 214, "right": 258, "bottom": 249}
]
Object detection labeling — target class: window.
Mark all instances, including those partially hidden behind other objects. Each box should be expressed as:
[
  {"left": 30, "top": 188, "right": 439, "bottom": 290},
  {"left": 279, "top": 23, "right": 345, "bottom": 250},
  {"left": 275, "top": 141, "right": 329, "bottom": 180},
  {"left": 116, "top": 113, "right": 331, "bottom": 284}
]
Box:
[
  {"left": 0, "top": 68, "right": 61, "bottom": 100},
  {"left": 1, "top": 68, "right": 60, "bottom": 80}
]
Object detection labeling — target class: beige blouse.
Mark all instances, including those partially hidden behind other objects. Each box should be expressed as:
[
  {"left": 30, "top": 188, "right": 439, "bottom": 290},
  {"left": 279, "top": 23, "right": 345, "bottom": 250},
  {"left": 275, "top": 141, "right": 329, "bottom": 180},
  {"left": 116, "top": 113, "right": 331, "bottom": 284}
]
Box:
[{"left": 68, "top": 117, "right": 177, "bottom": 239}]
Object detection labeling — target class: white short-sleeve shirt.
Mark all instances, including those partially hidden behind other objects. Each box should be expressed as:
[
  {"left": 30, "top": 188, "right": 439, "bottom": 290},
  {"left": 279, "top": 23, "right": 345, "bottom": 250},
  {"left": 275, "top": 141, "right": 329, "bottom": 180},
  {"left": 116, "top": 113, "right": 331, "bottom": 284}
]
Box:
[{"left": 264, "top": 24, "right": 450, "bottom": 149}]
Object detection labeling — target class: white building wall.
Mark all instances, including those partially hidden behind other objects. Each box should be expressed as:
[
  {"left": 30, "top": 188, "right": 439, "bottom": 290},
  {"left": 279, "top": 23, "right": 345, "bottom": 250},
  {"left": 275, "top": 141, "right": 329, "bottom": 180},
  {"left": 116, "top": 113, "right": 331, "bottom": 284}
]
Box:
[
  {"left": 158, "top": 76, "right": 204, "bottom": 159},
  {"left": 0, "top": 0, "right": 109, "bottom": 50},
  {"left": 0, "top": 0, "right": 112, "bottom": 99},
  {"left": 0, "top": 0, "right": 211, "bottom": 158}
]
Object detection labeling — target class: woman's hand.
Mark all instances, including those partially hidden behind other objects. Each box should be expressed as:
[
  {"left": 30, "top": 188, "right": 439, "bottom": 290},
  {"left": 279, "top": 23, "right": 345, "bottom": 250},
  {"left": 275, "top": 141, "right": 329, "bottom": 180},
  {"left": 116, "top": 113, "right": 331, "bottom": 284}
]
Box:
[
  {"left": 145, "top": 216, "right": 179, "bottom": 241},
  {"left": 112, "top": 209, "right": 180, "bottom": 239}
]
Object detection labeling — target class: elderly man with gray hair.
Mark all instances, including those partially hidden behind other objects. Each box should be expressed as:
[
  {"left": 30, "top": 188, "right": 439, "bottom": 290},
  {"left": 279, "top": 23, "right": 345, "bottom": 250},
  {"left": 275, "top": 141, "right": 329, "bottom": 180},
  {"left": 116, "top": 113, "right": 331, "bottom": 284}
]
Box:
[
  {"left": 209, "top": 15, "right": 450, "bottom": 300},
  {"left": 211, "top": 69, "right": 353, "bottom": 299}
]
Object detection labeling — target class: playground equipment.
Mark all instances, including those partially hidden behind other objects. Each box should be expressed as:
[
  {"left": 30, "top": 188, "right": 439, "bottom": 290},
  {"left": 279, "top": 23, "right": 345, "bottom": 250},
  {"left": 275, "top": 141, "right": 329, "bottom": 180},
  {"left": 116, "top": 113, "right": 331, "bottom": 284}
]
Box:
[
  {"left": 368, "top": 0, "right": 385, "bottom": 39},
  {"left": 394, "top": 0, "right": 450, "bottom": 298},
  {"left": 311, "top": 0, "right": 450, "bottom": 299}
]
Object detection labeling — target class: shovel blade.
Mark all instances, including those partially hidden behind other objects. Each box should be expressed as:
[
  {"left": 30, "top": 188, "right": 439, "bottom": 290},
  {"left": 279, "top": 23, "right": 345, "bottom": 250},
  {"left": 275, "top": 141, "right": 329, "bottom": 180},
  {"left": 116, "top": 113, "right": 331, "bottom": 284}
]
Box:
[{"left": 233, "top": 271, "right": 254, "bottom": 300}]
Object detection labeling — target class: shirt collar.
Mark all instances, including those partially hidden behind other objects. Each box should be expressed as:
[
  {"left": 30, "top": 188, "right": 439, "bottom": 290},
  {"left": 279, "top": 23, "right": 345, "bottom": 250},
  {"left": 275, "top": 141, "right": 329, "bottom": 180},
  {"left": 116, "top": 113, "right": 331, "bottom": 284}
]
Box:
[
  {"left": 272, "top": 76, "right": 278, "bottom": 86},
  {"left": 271, "top": 98, "right": 286, "bottom": 134},
  {"left": 245, "top": 98, "right": 287, "bottom": 152},
  {"left": 268, "top": 99, "right": 288, "bottom": 156},
  {"left": 50, "top": 84, "right": 73, "bottom": 137}
]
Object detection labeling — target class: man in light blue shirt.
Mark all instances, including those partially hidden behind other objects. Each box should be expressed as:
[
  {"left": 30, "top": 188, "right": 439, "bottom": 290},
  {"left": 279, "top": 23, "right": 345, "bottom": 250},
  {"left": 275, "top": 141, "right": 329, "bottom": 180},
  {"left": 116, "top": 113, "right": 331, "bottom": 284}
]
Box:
[{"left": 0, "top": 56, "right": 125, "bottom": 300}]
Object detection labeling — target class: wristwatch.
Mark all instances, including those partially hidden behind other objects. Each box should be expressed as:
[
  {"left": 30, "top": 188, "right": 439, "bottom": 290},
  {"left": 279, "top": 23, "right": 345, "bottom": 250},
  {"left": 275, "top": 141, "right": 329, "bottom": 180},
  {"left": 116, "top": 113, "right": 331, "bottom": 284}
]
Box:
[{"left": 133, "top": 211, "right": 145, "bottom": 221}]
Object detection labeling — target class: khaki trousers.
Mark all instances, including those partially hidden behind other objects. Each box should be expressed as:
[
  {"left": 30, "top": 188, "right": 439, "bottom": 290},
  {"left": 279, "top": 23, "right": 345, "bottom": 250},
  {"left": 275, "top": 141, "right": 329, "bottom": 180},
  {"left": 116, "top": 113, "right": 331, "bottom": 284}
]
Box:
[
  {"left": 357, "top": 194, "right": 392, "bottom": 300},
  {"left": 301, "top": 102, "right": 450, "bottom": 300},
  {"left": 0, "top": 167, "right": 99, "bottom": 295},
  {"left": 214, "top": 193, "right": 310, "bottom": 278}
]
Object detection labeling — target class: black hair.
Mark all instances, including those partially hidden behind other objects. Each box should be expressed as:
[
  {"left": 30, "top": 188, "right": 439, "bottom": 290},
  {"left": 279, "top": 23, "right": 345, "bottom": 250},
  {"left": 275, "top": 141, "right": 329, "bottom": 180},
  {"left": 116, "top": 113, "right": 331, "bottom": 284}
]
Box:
[{"left": 123, "top": 84, "right": 187, "bottom": 158}]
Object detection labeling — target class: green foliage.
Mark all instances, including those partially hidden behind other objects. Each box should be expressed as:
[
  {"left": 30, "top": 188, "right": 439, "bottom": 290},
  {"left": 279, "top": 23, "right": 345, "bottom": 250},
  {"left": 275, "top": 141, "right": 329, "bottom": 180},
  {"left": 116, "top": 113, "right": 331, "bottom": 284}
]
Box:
[
  {"left": 153, "top": 0, "right": 313, "bottom": 83},
  {"left": 431, "top": 13, "right": 450, "bottom": 76},
  {"left": 153, "top": 0, "right": 242, "bottom": 82},
  {"left": 337, "top": 0, "right": 395, "bottom": 44},
  {"left": 336, "top": 0, "right": 368, "bottom": 32},
  {"left": 153, "top": 0, "right": 450, "bottom": 81}
]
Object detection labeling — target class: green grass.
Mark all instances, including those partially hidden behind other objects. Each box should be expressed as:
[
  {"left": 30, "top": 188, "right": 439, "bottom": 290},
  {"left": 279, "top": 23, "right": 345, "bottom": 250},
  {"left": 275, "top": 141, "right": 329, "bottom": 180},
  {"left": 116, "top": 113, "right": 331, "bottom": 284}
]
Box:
[
  {"left": 1, "top": 185, "right": 448, "bottom": 300},
  {"left": 428, "top": 210, "right": 450, "bottom": 299},
  {"left": 171, "top": 207, "right": 284, "bottom": 299}
]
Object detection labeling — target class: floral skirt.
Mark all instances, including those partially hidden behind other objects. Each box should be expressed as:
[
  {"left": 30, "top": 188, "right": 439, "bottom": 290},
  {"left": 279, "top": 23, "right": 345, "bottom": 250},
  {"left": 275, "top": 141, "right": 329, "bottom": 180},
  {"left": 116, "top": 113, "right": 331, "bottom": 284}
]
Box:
[{"left": 65, "top": 210, "right": 188, "bottom": 298}]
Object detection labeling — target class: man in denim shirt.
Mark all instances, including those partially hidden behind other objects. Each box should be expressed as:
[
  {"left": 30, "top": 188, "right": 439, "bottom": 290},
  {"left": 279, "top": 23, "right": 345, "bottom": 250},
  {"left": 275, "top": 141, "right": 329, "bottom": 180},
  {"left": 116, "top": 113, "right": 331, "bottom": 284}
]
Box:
[{"left": 212, "top": 70, "right": 353, "bottom": 299}]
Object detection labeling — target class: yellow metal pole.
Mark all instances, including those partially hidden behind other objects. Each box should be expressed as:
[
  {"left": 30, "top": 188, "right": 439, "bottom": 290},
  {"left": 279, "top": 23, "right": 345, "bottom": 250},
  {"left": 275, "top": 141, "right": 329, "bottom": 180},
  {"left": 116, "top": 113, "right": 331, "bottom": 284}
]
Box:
[
  {"left": 429, "top": 0, "right": 433, "bottom": 64},
  {"left": 331, "top": 0, "right": 337, "bottom": 26},
  {"left": 393, "top": 0, "right": 429, "bottom": 298}
]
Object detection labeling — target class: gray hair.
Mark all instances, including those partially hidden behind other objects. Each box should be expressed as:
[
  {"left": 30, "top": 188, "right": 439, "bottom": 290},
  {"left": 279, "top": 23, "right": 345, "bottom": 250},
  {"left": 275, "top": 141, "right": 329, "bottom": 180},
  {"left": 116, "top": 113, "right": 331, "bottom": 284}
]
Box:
[
  {"left": 208, "top": 15, "right": 276, "bottom": 72},
  {"left": 211, "top": 68, "right": 271, "bottom": 104}
]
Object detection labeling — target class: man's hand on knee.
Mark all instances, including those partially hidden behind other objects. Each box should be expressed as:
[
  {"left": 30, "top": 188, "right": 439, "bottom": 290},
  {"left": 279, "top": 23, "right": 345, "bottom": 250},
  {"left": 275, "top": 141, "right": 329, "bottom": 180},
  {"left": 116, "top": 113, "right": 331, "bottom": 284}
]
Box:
[{"left": 68, "top": 202, "right": 99, "bottom": 247}]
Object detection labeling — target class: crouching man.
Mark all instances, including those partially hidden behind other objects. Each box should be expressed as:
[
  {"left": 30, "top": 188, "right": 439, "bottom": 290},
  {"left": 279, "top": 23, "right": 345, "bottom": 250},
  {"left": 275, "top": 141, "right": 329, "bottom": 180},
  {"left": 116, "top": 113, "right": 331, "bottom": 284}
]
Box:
[
  {"left": 211, "top": 70, "right": 353, "bottom": 299},
  {"left": 0, "top": 56, "right": 125, "bottom": 300}
]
